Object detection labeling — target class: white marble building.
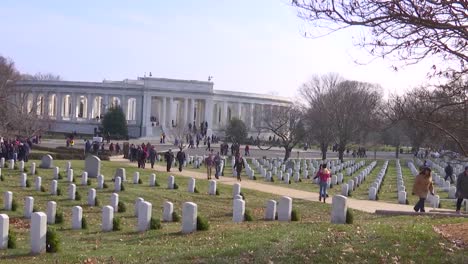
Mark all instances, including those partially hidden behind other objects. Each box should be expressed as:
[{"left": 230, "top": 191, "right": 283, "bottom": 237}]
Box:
[{"left": 13, "top": 77, "right": 291, "bottom": 138}]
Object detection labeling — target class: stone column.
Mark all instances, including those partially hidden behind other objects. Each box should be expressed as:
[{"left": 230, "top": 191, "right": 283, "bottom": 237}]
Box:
[
  {"left": 56, "top": 93, "right": 63, "bottom": 120},
  {"left": 205, "top": 98, "right": 213, "bottom": 125},
  {"left": 249, "top": 103, "right": 254, "bottom": 129},
  {"left": 189, "top": 98, "right": 195, "bottom": 124},
  {"left": 32, "top": 92, "right": 38, "bottom": 115},
  {"left": 121, "top": 95, "right": 128, "bottom": 121},
  {"left": 183, "top": 97, "right": 188, "bottom": 128},
  {"left": 260, "top": 104, "right": 264, "bottom": 127},
  {"left": 87, "top": 94, "right": 93, "bottom": 120},
  {"left": 237, "top": 102, "right": 242, "bottom": 121},
  {"left": 161, "top": 96, "right": 167, "bottom": 129},
  {"left": 223, "top": 101, "right": 228, "bottom": 125},
  {"left": 168, "top": 97, "right": 174, "bottom": 128},
  {"left": 70, "top": 93, "right": 77, "bottom": 121},
  {"left": 43, "top": 92, "right": 49, "bottom": 117},
  {"left": 103, "top": 94, "right": 109, "bottom": 113}
]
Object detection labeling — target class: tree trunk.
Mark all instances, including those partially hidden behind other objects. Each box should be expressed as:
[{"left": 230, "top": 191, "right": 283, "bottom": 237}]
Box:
[
  {"left": 338, "top": 143, "right": 346, "bottom": 162},
  {"left": 284, "top": 147, "right": 292, "bottom": 161},
  {"left": 395, "top": 144, "right": 400, "bottom": 158},
  {"left": 320, "top": 143, "right": 328, "bottom": 160}
]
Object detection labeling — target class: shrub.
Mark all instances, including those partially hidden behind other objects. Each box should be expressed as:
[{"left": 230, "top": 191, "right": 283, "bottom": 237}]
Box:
[
  {"left": 438, "top": 202, "right": 442, "bottom": 208},
  {"left": 288, "top": 180, "right": 291, "bottom": 184},
  {"left": 299, "top": 179, "right": 302, "bottom": 182},
  {"left": 244, "top": 210, "right": 253, "bottom": 221},
  {"left": 173, "top": 183, "right": 179, "bottom": 190},
  {"left": 347, "top": 190, "right": 352, "bottom": 197},
  {"left": 103, "top": 182, "right": 109, "bottom": 189},
  {"left": 291, "top": 209, "right": 300, "bottom": 221},
  {"left": 375, "top": 194, "right": 379, "bottom": 201},
  {"left": 120, "top": 183, "right": 125, "bottom": 191},
  {"left": 95, "top": 197, "right": 100, "bottom": 206},
  {"left": 11, "top": 199, "right": 17, "bottom": 211},
  {"left": 118, "top": 201, "right": 126, "bottom": 213},
  {"left": 0, "top": 175, "right": 4, "bottom": 181},
  {"left": 194, "top": 187, "right": 199, "bottom": 193},
  {"left": 215, "top": 189, "right": 220, "bottom": 196},
  {"left": 58, "top": 173, "right": 63, "bottom": 180},
  {"left": 46, "top": 228, "right": 60, "bottom": 253},
  {"left": 196, "top": 215, "right": 210, "bottom": 231},
  {"left": 155, "top": 181, "right": 160, "bottom": 187},
  {"left": 138, "top": 178, "right": 143, "bottom": 184},
  {"left": 13, "top": 165, "right": 18, "bottom": 170},
  {"left": 271, "top": 177, "right": 274, "bottom": 182},
  {"left": 113, "top": 217, "right": 122, "bottom": 231},
  {"left": 346, "top": 209, "right": 354, "bottom": 224},
  {"left": 405, "top": 199, "right": 409, "bottom": 205},
  {"left": 23, "top": 167, "right": 28, "bottom": 173},
  {"left": 253, "top": 176, "right": 257, "bottom": 180},
  {"left": 56, "top": 188, "right": 62, "bottom": 196},
  {"left": 172, "top": 211, "right": 181, "bottom": 222},
  {"left": 33, "top": 206, "right": 38, "bottom": 213},
  {"left": 240, "top": 192, "right": 245, "bottom": 200},
  {"left": 81, "top": 217, "right": 88, "bottom": 229},
  {"left": 150, "top": 218, "right": 162, "bottom": 230},
  {"left": 8, "top": 231, "right": 16, "bottom": 249},
  {"left": 275, "top": 212, "right": 278, "bottom": 220},
  {"left": 55, "top": 211, "right": 64, "bottom": 224},
  {"left": 35, "top": 169, "right": 39, "bottom": 174},
  {"left": 75, "top": 191, "right": 81, "bottom": 201},
  {"left": 87, "top": 179, "right": 91, "bottom": 186},
  {"left": 26, "top": 179, "right": 31, "bottom": 188}
]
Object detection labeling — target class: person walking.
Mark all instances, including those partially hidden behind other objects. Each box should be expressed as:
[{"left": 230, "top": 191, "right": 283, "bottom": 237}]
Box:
[
  {"left": 205, "top": 150, "right": 214, "bottom": 180},
  {"left": 148, "top": 146, "right": 157, "bottom": 169},
  {"left": 314, "top": 164, "right": 331, "bottom": 203},
  {"left": 455, "top": 166, "right": 468, "bottom": 214},
  {"left": 214, "top": 152, "right": 222, "bottom": 179},
  {"left": 444, "top": 162, "right": 454, "bottom": 184},
  {"left": 412, "top": 167, "right": 434, "bottom": 213},
  {"left": 176, "top": 148, "right": 186, "bottom": 172},
  {"left": 164, "top": 149, "right": 174, "bottom": 172},
  {"left": 233, "top": 152, "right": 245, "bottom": 182}
]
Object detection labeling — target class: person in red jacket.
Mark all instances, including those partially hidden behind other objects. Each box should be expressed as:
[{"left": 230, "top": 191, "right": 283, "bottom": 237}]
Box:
[{"left": 314, "top": 164, "right": 331, "bottom": 203}]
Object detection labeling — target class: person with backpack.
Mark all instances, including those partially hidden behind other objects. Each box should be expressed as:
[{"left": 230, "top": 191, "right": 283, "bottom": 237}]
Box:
[
  {"left": 314, "top": 164, "right": 331, "bottom": 203},
  {"left": 233, "top": 152, "right": 245, "bottom": 182}
]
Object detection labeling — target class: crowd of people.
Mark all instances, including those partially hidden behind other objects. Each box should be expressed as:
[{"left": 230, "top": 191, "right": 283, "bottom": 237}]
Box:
[{"left": 0, "top": 137, "right": 33, "bottom": 162}]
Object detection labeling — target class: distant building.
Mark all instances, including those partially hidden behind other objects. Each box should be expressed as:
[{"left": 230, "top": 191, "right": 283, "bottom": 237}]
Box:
[{"left": 13, "top": 77, "right": 291, "bottom": 138}]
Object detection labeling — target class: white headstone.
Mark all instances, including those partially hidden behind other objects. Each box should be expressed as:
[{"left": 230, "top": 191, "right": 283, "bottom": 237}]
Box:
[
  {"left": 341, "top": 184, "right": 349, "bottom": 197},
  {"left": 46, "top": 201, "right": 56, "bottom": 224},
  {"left": 187, "top": 178, "right": 196, "bottom": 193},
  {"left": 68, "top": 184, "right": 76, "bottom": 200},
  {"left": 88, "top": 188, "right": 96, "bottom": 206},
  {"left": 368, "top": 187, "right": 377, "bottom": 200},
  {"left": 0, "top": 158, "right": 4, "bottom": 168},
  {"left": 167, "top": 175, "right": 175, "bottom": 189},
  {"left": 81, "top": 172, "right": 88, "bottom": 186},
  {"left": 163, "top": 201, "right": 174, "bottom": 222},
  {"left": 19, "top": 160, "right": 24, "bottom": 172},
  {"left": 65, "top": 161, "right": 72, "bottom": 171},
  {"left": 347, "top": 180, "right": 355, "bottom": 191},
  {"left": 30, "top": 212, "right": 47, "bottom": 254},
  {"left": 67, "top": 169, "right": 74, "bottom": 183},
  {"left": 182, "top": 202, "right": 197, "bottom": 234},
  {"left": 137, "top": 201, "right": 152, "bottom": 232},
  {"left": 232, "top": 183, "right": 241, "bottom": 198},
  {"left": 72, "top": 206, "right": 83, "bottom": 230},
  {"left": 97, "top": 175, "right": 104, "bottom": 189},
  {"left": 40, "top": 155, "right": 53, "bottom": 169},
  {"left": 277, "top": 196, "right": 292, "bottom": 222},
  {"left": 85, "top": 155, "right": 101, "bottom": 178},
  {"left": 134, "top": 197, "right": 144, "bottom": 217},
  {"left": 283, "top": 173, "right": 290, "bottom": 184},
  {"left": 114, "top": 168, "right": 126, "bottom": 181},
  {"left": 20, "top": 173, "right": 27, "bottom": 187},
  {"left": 53, "top": 167, "right": 59, "bottom": 180},
  {"left": 233, "top": 199, "right": 245, "bottom": 223},
  {"left": 114, "top": 177, "right": 121, "bottom": 192},
  {"left": 30, "top": 162, "right": 36, "bottom": 175},
  {"left": 3, "top": 191, "right": 12, "bottom": 211},
  {"left": 50, "top": 180, "right": 58, "bottom": 195},
  {"left": 35, "top": 176, "right": 41, "bottom": 191},
  {"left": 398, "top": 191, "right": 407, "bottom": 204},
  {"left": 331, "top": 195, "right": 348, "bottom": 224},
  {"left": 102, "top": 206, "right": 114, "bottom": 232},
  {"left": 265, "top": 200, "right": 277, "bottom": 221},
  {"left": 448, "top": 186, "right": 457, "bottom": 199},
  {"left": 0, "top": 214, "right": 8, "bottom": 249},
  {"left": 111, "top": 193, "right": 119, "bottom": 213},
  {"left": 9, "top": 159, "right": 14, "bottom": 170},
  {"left": 208, "top": 180, "right": 217, "bottom": 195},
  {"left": 24, "top": 196, "right": 34, "bottom": 219},
  {"left": 149, "top": 173, "right": 156, "bottom": 187}
]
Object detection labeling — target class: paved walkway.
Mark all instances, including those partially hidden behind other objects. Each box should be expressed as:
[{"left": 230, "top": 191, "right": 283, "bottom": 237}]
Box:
[{"left": 110, "top": 156, "right": 420, "bottom": 213}]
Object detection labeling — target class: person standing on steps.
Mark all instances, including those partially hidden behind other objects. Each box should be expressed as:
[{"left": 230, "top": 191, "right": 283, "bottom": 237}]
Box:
[
  {"left": 412, "top": 167, "right": 434, "bottom": 213},
  {"left": 164, "top": 149, "right": 174, "bottom": 172},
  {"left": 314, "top": 164, "right": 331, "bottom": 203},
  {"left": 233, "top": 152, "right": 245, "bottom": 182},
  {"left": 444, "top": 162, "right": 454, "bottom": 184},
  {"left": 455, "top": 166, "right": 468, "bottom": 214},
  {"left": 176, "top": 148, "right": 186, "bottom": 172}
]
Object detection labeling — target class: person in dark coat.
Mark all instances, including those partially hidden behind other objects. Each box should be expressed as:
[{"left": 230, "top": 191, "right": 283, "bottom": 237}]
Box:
[
  {"left": 444, "top": 163, "right": 454, "bottom": 183},
  {"left": 176, "top": 149, "right": 186, "bottom": 172},
  {"left": 148, "top": 146, "right": 157, "bottom": 169},
  {"left": 233, "top": 152, "right": 245, "bottom": 182},
  {"left": 164, "top": 149, "right": 174, "bottom": 172},
  {"left": 455, "top": 166, "right": 468, "bottom": 214}
]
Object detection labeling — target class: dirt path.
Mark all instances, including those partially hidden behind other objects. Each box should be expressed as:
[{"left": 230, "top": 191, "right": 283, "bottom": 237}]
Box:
[{"left": 110, "top": 156, "right": 423, "bottom": 213}]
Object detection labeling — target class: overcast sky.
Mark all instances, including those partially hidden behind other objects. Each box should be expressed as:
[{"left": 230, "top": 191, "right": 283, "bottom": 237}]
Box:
[{"left": 1, "top": 0, "right": 443, "bottom": 98}]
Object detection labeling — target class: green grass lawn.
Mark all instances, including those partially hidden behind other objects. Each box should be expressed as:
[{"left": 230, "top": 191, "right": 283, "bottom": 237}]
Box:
[{"left": 0, "top": 159, "right": 466, "bottom": 263}]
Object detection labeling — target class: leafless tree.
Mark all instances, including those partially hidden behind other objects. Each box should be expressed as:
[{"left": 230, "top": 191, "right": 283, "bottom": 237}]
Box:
[
  {"left": 300, "top": 73, "right": 343, "bottom": 159},
  {"left": 291, "top": 0, "right": 468, "bottom": 79},
  {"left": 258, "top": 106, "right": 306, "bottom": 161},
  {"left": 21, "top": 72, "right": 62, "bottom": 81}
]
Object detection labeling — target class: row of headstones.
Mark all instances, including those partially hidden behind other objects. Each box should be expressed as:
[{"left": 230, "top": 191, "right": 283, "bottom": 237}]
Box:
[
  {"left": 345, "top": 160, "right": 366, "bottom": 176},
  {"left": 340, "top": 161, "right": 376, "bottom": 197},
  {"left": 255, "top": 158, "right": 356, "bottom": 177},
  {"left": 368, "top": 160, "right": 389, "bottom": 200},
  {"left": 433, "top": 158, "right": 467, "bottom": 177},
  {"left": 395, "top": 160, "right": 408, "bottom": 204}
]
